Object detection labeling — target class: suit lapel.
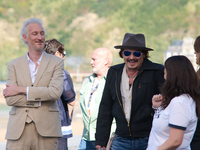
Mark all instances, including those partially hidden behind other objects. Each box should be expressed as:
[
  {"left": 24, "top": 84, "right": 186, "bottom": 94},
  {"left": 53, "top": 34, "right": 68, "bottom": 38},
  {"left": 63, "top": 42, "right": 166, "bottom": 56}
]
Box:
[
  {"left": 20, "top": 55, "right": 32, "bottom": 86},
  {"left": 34, "top": 52, "right": 50, "bottom": 86}
]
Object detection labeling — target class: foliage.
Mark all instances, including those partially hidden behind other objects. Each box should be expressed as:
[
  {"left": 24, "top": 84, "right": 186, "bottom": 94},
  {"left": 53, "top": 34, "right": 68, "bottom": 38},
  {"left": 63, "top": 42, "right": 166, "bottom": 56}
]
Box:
[{"left": 0, "top": 0, "right": 200, "bottom": 80}]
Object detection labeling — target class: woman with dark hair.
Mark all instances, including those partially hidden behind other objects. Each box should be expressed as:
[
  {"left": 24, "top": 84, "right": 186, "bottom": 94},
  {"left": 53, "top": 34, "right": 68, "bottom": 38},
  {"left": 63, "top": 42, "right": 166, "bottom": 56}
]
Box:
[
  {"left": 147, "top": 55, "right": 200, "bottom": 150},
  {"left": 191, "top": 35, "right": 200, "bottom": 150}
]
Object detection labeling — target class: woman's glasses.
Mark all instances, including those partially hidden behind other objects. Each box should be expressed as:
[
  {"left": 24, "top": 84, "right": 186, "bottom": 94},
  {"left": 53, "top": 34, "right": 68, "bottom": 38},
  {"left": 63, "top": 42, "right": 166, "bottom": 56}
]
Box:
[{"left": 123, "top": 51, "right": 142, "bottom": 57}]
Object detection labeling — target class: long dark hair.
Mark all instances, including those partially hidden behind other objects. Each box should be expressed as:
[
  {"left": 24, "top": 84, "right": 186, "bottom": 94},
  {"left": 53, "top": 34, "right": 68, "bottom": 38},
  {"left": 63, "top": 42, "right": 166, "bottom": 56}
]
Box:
[
  {"left": 194, "top": 36, "right": 200, "bottom": 53},
  {"left": 194, "top": 36, "right": 200, "bottom": 78},
  {"left": 161, "top": 55, "right": 200, "bottom": 118}
]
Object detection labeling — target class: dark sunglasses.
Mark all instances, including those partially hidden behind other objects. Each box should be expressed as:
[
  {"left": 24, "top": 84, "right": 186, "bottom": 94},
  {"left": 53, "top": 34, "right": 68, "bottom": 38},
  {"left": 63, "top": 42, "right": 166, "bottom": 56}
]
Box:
[
  {"left": 62, "top": 53, "right": 65, "bottom": 58},
  {"left": 123, "top": 51, "right": 142, "bottom": 57}
]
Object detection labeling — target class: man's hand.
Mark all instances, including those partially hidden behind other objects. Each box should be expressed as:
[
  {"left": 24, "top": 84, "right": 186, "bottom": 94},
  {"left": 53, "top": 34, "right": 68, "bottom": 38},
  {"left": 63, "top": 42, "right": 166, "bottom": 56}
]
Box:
[
  {"left": 3, "top": 84, "right": 26, "bottom": 98},
  {"left": 96, "top": 145, "right": 106, "bottom": 150}
]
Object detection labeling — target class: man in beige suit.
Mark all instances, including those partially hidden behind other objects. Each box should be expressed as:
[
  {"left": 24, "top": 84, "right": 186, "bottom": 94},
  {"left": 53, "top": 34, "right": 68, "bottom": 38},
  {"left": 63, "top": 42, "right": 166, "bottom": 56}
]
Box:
[{"left": 3, "top": 18, "right": 64, "bottom": 150}]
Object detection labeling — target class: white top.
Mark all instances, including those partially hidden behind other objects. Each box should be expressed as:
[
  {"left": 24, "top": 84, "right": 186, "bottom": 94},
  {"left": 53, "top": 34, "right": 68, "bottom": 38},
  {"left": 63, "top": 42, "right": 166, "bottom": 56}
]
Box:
[
  {"left": 26, "top": 52, "right": 43, "bottom": 106},
  {"left": 120, "top": 65, "right": 133, "bottom": 122},
  {"left": 147, "top": 94, "right": 197, "bottom": 150}
]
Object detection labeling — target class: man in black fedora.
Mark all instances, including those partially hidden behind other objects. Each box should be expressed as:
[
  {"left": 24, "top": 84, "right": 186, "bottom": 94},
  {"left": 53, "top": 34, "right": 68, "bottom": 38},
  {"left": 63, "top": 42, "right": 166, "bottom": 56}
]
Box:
[{"left": 95, "top": 33, "right": 165, "bottom": 150}]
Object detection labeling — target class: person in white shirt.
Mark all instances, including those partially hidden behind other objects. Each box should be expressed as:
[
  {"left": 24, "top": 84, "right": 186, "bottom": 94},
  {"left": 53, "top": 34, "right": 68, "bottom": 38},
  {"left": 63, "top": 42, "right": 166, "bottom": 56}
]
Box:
[{"left": 147, "top": 55, "right": 200, "bottom": 150}]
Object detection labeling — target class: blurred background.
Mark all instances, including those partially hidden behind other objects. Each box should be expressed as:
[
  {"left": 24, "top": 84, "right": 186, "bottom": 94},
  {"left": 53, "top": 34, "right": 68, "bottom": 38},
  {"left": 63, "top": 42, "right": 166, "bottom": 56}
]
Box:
[
  {"left": 0, "top": 0, "right": 200, "bottom": 81},
  {"left": 1, "top": 0, "right": 200, "bottom": 148}
]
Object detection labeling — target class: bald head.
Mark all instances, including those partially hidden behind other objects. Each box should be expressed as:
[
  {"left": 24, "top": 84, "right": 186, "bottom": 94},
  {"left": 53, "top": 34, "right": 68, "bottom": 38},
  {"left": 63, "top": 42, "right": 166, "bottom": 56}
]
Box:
[
  {"left": 90, "top": 47, "right": 113, "bottom": 76},
  {"left": 93, "top": 47, "right": 113, "bottom": 66}
]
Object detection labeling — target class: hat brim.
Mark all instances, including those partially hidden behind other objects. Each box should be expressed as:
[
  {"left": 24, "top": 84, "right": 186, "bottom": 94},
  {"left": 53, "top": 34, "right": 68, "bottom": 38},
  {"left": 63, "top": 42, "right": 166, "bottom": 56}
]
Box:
[{"left": 114, "top": 45, "right": 153, "bottom": 51}]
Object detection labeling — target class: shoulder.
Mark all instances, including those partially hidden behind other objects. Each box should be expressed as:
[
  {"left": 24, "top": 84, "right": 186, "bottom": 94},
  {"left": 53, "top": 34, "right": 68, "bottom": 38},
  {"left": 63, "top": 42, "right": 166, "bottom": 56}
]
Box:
[
  {"left": 170, "top": 94, "right": 195, "bottom": 109},
  {"left": 151, "top": 62, "right": 164, "bottom": 70},
  {"left": 82, "top": 74, "right": 93, "bottom": 85},
  {"left": 171, "top": 94, "right": 192, "bottom": 103},
  {"left": 44, "top": 52, "right": 63, "bottom": 63},
  {"left": 63, "top": 70, "right": 71, "bottom": 78},
  {"left": 9, "top": 55, "right": 26, "bottom": 64},
  {"left": 63, "top": 70, "right": 73, "bottom": 83},
  {"left": 144, "top": 59, "right": 164, "bottom": 70},
  {"left": 109, "top": 63, "right": 124, "bottom": 71},
  {"left": 152, "top": 64, "right": 164, "bottom": 73},
  {"left": 63, "top": 70, "right": 70, "bottom": 76},
  {"left": 80, "top": 75, "right": 93, "bottom": 92},
  {"left": 169, "top": 94, "right": 196, "bottom": 116}
]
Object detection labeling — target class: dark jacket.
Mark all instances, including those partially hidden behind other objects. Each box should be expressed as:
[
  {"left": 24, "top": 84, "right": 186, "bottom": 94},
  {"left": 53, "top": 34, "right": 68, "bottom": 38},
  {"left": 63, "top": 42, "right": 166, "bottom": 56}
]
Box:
[
  {"left": 95, "top": 58, "right": 165, "bottom": 146},
  {"left": 190, "top": 82, "right": 200, "bottom": 150},
  {"left": 57, "top": 70, "right": 76, "bottom": 139},
  {"left": 191, "top": 120, "right": 200, "bottom": 150}
]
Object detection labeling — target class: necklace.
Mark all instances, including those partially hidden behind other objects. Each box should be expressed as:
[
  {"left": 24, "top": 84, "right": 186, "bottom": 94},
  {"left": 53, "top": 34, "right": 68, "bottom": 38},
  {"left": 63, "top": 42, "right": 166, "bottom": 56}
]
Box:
[
  {"left": 128, "top": 75, "right": 137, "bottom": 78},
  {"left": 127, "top": 70, "right": 138, "bottom": 79}
]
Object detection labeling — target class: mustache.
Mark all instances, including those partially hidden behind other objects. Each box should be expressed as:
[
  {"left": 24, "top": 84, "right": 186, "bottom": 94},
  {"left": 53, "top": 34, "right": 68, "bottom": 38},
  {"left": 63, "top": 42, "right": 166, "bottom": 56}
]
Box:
[
  {"left": 127, "top": 59, "right": 138, "bottom": 62},
  {"left": 36, "top": 40, "right": 44, "bottom": 43}
]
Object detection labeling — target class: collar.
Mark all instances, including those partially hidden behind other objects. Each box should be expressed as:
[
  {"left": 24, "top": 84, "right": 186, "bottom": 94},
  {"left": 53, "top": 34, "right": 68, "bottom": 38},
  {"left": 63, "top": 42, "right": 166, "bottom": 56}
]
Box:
[
  {"left": 89, "top": 73, "right": 107, "bottom": 81},
  {"left": 26, "top": 51, "right": 44, "bottom": 65}
]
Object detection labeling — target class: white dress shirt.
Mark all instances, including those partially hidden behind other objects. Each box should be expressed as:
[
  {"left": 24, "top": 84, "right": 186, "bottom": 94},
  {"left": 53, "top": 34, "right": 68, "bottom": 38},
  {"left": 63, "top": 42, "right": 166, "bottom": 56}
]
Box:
[{"left": 26, "top": 52, "right": 44, "bottom": 106}]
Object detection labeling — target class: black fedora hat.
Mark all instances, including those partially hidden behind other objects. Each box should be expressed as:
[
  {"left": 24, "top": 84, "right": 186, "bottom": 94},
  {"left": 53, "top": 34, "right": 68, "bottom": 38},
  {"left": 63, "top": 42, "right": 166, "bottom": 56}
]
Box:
[{"left": 114, "top": 33, "right": 153, "bottom": 51}]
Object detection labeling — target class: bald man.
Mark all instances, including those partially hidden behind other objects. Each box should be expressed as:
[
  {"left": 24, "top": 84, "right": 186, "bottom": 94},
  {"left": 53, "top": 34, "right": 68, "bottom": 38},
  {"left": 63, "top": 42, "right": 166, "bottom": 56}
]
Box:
[{"left": 78, "top": 48, "right": 116, "bottom": 150}]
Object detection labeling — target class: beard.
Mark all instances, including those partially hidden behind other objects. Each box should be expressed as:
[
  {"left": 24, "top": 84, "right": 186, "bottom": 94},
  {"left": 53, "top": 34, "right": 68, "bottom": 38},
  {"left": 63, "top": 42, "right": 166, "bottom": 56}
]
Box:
[{"left": 92, "top": 67, "right": 100, "bottom": 74}]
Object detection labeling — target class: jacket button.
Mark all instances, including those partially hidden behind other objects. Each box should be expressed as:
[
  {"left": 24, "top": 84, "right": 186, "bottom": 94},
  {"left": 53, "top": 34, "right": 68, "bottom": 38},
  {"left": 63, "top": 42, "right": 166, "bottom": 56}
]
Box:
[{"left": 25, "top": 109, "right": 28, "bottom": 112}]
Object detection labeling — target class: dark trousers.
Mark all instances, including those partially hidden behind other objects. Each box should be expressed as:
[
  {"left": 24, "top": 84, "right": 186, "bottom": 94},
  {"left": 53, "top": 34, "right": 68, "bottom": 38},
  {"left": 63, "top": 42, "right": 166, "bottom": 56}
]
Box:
[{"left": 58, "top": 138, "right": 68, "bottom": 150}]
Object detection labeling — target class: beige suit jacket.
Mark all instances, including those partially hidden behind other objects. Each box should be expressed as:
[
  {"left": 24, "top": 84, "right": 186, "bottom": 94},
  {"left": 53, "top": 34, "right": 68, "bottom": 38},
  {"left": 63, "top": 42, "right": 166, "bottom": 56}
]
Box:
[{"left": 5, "top": 52, "right": 64, "bottom": 140}]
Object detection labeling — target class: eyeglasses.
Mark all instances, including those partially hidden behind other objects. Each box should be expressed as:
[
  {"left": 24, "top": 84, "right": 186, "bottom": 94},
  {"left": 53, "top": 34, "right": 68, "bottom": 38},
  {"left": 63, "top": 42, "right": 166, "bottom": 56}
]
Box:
[
  {"left": 123, "top": 51, "right": 142, "bottom": 57},
  {"left": 61, "top": 53, "right": 65, "bottom": 58}
]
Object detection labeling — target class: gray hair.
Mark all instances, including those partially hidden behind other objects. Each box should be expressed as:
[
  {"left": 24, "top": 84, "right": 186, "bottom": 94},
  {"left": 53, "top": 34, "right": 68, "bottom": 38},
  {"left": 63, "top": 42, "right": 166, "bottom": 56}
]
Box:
[{"left": 20, "top": 18, "right": 46, "bottom": 47}]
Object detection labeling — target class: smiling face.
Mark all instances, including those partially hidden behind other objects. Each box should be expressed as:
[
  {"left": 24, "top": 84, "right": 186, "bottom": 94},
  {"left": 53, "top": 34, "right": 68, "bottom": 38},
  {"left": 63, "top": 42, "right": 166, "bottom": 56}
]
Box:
[
  {"left": 23, "top": 23, "right": 45, "bottom": 52},
  {"left": 122, "top": 49, "right": 145, "bottom": 71}
]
